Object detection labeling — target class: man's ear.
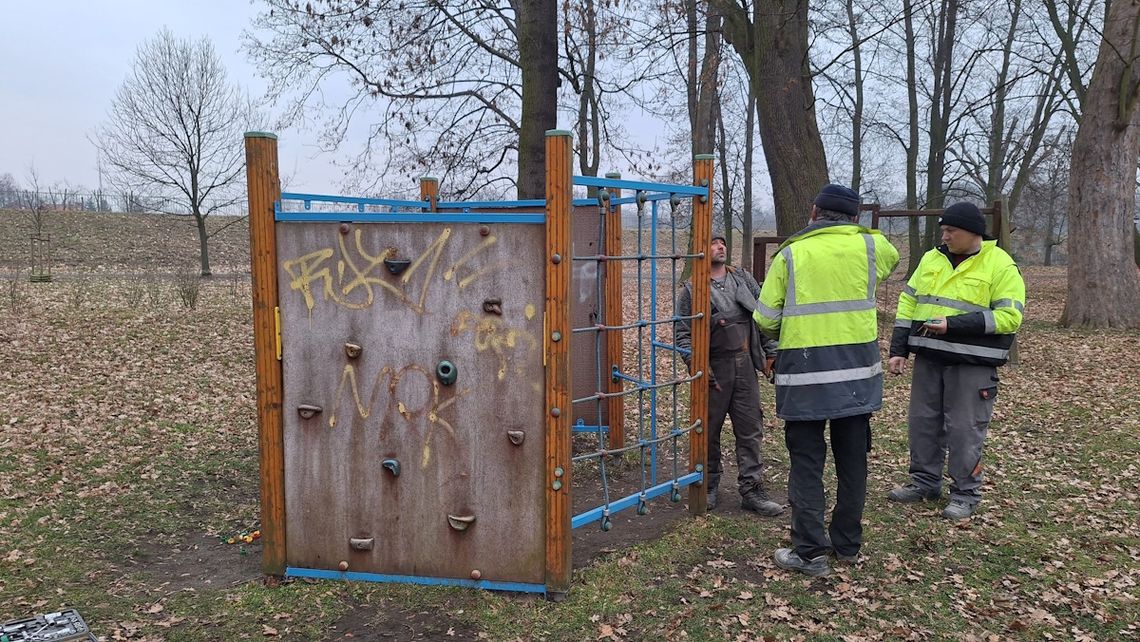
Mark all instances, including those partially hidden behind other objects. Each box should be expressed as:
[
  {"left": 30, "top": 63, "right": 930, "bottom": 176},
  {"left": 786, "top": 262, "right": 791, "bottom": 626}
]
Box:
[{"left": 809, "top": 205, "right": 818, "bottom": 222}]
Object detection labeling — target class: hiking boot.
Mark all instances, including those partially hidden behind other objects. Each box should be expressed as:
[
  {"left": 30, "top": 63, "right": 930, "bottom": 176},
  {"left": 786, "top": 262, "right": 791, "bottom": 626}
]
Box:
[
  {"left": 741, "top": 488, "right": 784, "bottom": 517},
  {"left": 834, "top": 551, "right": 860, "bottom": 564},
  {"left": 888, "top": 483, "right": 940, "bottom": 503},
  {"left": 774, "top": 548, "right": 830, "bottom": 577},
  {"left": 941, "top": 499, "right": 976, "bottom": 520},
  {"left": 707, "top": 488, "right": 719, "bottom": 510}
]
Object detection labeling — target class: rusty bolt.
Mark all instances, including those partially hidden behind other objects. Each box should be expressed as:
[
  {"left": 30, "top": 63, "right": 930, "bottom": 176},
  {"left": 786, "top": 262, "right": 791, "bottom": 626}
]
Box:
[
  {"left": 470, "top": 569, "right": 482, "bottom": 580},
  {"left": 479, "top": 225, "right": 490, "bottom": 236}
]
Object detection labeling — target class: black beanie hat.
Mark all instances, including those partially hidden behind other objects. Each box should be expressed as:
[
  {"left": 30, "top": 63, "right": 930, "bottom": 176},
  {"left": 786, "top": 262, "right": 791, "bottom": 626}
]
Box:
[
  {"left": 939, "top": 202, "right": 988, "bottom": 237},
  {"left": 711, "top": 234, "right": 727, "bottom": 244},
  {"left": 814, "top": 184, "right": 860, "bottom": 217}
]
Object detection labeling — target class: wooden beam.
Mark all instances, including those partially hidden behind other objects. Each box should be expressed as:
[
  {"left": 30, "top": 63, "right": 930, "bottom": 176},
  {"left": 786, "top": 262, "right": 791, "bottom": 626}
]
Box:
[
  {"left": 688, "top": 155, "right": 714, "bottom": 515},
  {"left": 544, "top": 130, "right": 573, "bottom": 597},
  {"left": 419, "top": 176, "right": 439, "bottom": 212},
  {"left": 603, "top": 172, "right": 624, "bottom": 450},
  {"left": 244, "top": 132, "right": 285, "bottom": 577}
]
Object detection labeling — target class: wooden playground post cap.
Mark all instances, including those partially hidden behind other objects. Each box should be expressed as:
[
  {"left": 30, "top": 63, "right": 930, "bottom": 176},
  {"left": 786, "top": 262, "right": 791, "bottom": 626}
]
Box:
[{"left": 244, "top": 131, "right": 278, "bottom": 140}]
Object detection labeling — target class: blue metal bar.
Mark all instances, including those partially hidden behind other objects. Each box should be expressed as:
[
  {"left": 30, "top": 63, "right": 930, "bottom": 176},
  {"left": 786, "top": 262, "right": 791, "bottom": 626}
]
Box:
[
  {"left": 572, "top": 372, "right": 701, "bottom": 405},
  {"left": 280, "top": 192, "right": 430, "bottom": 210},
  {"left": 435, "top": 198, "right": 598, "bottom": 209},
  {"left": 570, "top": 313, "right": 701, "bottom": 334},
  {"left": 573, "top": 420, "right": 608, "bottom": 433},
  {"left": 571, "top": 252, "right": 703, "bottom": 262},
  {"left": 571, "top": 472, "right": 703, "bottom": 529},
  {"left": 611, "top": 367, "right": 649, "bottom": 387},
  {"left": 284, "top": 567, "right": 546, "bottom": 594},
  {"left": 572, "top": 422, "right": 699, "bottom": 462},
  {"left": 610, "top": 194, "right": 699, "bottom": 206},
  {"left": 650, "top": 198, "right": 659, "bottom": 483},
  {"left": 653, "top": 340, "right": 691, "bottom": 357},
  {"left": 574, "top": 175, "right": 709, "bottom": 197},
  {"left": 275, "top": 211, "right": 544, "bottom": 224}
]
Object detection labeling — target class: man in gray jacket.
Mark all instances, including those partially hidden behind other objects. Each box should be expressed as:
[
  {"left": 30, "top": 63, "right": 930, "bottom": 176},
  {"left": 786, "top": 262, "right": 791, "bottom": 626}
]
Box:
[{"left": 676, "top": 235, "right": 783, "bottom": 516}]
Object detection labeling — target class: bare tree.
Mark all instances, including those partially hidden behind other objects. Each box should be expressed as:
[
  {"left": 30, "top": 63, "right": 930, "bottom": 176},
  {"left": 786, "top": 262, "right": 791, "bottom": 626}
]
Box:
[
  {"left": 93, "top": 29, "right": 255, "bottom": 276},
  {"left": 1061, "top": 0, "right": 1140, "bottom": 328},
  {"left": 714, "top": 0, "right": 830, "bottom": 234}
]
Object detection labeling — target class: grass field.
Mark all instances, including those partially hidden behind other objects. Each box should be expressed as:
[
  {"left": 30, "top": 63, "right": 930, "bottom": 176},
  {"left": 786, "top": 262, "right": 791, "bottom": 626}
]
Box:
[{"left": 1, "top": 210, "right": 1138, "bottom": 641}]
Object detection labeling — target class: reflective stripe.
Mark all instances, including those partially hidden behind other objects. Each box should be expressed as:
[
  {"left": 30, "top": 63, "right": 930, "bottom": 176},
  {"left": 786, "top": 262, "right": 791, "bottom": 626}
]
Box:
[
  {"left": 757, "top": 301, "right": 782, "bottom": 321},
  {"left": 784, "top": 299, "right": 876, "bottom": 317},
  {"left": 781, "top": 247, "right": 796, "bottom": 306},
  {"left": 992, "top": 298, "right": 1024, "bottom": 312},
  {"left": 908, "top": 336, "right": 1009, "bottom": 360},
  {"left": 903, "top": 284, "right": 916, "bottom": 297},
  {"left": 894, "top": 318, "right": 912, "bottom": 328},
  {"left": 914, "top": 295, "right": 989, "bottom": 313},
  {"left": 982, "top": 310, "right": 995, "bottom": 334},
  {"left": 775, "top": 362, "right": 883, "bottom": 386},
  {"left": 863, "top": 234, "right": 876, "bottom": 298}
]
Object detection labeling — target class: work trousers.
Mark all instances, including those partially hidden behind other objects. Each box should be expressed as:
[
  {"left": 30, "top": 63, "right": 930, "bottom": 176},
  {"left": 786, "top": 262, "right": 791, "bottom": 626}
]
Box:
[
  {"left": 707, "top": 350, "right": 764, "bottom": 496},
  {"left": 785, "top": 414, "right": 869, "bottom": 559},
  {"left": 907, "top": 354, "right": 998, "bottom": 506}
]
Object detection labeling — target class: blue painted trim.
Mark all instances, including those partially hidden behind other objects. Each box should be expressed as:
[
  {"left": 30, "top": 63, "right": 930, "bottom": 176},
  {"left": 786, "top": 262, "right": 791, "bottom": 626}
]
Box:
[
  {"left": 573, "top": 420, "right": 608, "bottom": 433},
  {"left": 572, "top": 472, "right": 703, "bottom": 529},
  {"left": 280, "top": 192, "right": 430, "bottom": 210},
  {"left": 650, "top": 198, "right": 660, "bottom": 483},
  {"left": 275, "top": 211, "right": 545, "bottom": 224},
  {"left": 435, "top": 198, "right": 598, "bottom": 209},
  {"left": 284, "top": 567, "right": 547, "bottom": 594},
  {"left": 574, "top": 175, "right": 709, "bottom": 197}
]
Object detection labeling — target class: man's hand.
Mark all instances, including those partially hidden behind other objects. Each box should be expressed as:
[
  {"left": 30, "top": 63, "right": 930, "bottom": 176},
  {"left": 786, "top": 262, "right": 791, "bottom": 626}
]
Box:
[
  {"left": 921, "top": 317, "right": 948, "bottom": 336},
  {"left": 763, "top": 356, "right": 776, "bottom": 383},
  {"left": 888, "top": 356, "right": 908, "bottom": 375}
]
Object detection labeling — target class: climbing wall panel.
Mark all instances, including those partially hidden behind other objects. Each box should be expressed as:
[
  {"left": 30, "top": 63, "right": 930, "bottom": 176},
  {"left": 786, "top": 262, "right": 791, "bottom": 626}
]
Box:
[{"left": 275, "top": 221, "right": 546, "bottom": 584}]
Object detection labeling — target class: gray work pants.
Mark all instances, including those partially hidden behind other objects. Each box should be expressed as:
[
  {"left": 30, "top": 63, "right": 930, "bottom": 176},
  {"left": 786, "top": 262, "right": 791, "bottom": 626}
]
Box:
[
  {"left": 707, "top": 350, "right": 764, "bottom": 496},
  {"left": 908, "top": 354, "right": 998, "bottom": 505}
]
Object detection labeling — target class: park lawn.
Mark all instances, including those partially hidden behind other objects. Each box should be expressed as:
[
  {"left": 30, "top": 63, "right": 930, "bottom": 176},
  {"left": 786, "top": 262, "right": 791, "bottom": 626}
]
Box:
[{"left": 0, "top": 267, "right": 1137, "bottom": 641}]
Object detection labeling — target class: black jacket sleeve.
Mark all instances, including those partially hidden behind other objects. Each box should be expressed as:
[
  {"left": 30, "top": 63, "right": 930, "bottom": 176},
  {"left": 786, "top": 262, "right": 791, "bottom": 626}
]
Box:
[
  {"left": 946, "top": 311, "right": 986, "bottom": 335},
  {"left": 889, "top": 325, "right": 911, "bottom": 358},
  {"left": 675, "top": 283, "right": 693, "bottom": 368}
]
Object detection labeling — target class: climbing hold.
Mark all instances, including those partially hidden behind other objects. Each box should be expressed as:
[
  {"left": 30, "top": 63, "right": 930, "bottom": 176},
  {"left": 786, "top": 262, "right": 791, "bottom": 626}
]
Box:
[
  {"left": 470, "top": 569, "right": 482, "bottom": 580},
  {"left": 344, "top": 342, "right": 362, "bottom": 359},
  {"left": 507, "top": 430, "right": 525, "bottom": 446},
  {"left": 297, "top": 404, "right": 322, "bottom": 420},
  {"left": 349, "top": 537, "right": 374, "bottom": 551},
  {"left": 383, "top": 258, "right": 412, "bottom": 275},
  {"left": 482, "top": 297, "right": 503, "bottom": 315},
  {"left": 447, "top": 514, "right": 476, "bottom": 532},
  {"left": 436, "top": 360, "right": 457, "bottom": 385},
  {"left": 382, "top": 459, "right": 401, "bottom": 477},
  {"left": 337, "top": 560, "right": 349, "bottom": 572}
]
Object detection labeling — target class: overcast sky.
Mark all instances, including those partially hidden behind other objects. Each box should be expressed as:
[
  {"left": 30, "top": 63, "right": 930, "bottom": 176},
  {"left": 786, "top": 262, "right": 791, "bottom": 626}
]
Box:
[{"left": 0, "top": 1, "right": 341, "bottom": 192}]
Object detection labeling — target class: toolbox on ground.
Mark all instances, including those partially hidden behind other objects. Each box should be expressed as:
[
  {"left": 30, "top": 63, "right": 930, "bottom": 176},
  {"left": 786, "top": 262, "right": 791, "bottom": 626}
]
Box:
[{"left": 0, "top": 609, "right": 96, "bottom": 641}]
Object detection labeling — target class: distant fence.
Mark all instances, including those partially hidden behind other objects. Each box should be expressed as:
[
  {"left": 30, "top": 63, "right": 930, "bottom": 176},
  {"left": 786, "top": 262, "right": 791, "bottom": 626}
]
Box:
[{"left": 0, "top": 190, "right": 247, "bottom": 217}]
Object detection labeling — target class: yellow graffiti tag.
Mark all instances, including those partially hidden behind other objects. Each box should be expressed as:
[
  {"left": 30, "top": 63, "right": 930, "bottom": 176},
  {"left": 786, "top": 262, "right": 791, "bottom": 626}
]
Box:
[{"left": 450, "top": 310, "right": 539, "bottom": 380}]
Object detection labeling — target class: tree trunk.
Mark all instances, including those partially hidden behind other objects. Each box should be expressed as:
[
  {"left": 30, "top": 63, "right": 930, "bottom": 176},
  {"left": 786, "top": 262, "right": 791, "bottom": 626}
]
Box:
[
  {"left": 716, "top": 0, "right": 829, "bottom": 235},
  {"left": 846, "top": 0, "right": 863, "bottom": 195},
  {"left": 1061, "top": 0, "right": 1140, "bottom": 328},
  {"left": 715, "top": 90, "right": 733, "bottom": 264},
  {"left": 516, "top": 0, "right": 558, "bottom": 199},
  {"left": 742, "top": 83, "right": 756, "bottom": 273},
  {"left": 683, "top": 2, "right": 722, "bottom": 281},
  {"left": 904, "top": 0, "right": 923, "bottom": 275},
  {"left": 195, "top": 212, "right": 212, "bottom": 277},
  {"left": 924, "top": 0, "right": 959, "bottom": 250}
]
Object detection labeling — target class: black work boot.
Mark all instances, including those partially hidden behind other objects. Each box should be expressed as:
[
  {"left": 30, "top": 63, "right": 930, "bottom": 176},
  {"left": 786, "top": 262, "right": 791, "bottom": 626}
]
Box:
[{"left": 741, "top": 487, "right": 784, "bottom": 517}]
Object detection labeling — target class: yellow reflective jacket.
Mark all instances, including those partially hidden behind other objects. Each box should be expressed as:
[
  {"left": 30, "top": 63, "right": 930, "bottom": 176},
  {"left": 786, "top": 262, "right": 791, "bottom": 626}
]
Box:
[
  {"left": 754, "top": 221, "right": 900, "bottom": 421},
  {"left": 890, "top": 240, "right": 1025, "bottom": 366}
]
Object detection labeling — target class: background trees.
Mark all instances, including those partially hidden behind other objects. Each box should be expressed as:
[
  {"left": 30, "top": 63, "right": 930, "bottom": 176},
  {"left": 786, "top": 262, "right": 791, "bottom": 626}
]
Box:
[{"left": 93, "top": 28, "right": 257, "bottom": 277}]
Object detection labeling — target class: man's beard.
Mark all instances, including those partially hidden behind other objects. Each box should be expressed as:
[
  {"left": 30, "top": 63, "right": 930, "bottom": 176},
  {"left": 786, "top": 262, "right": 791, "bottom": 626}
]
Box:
[{"left": 711, "top": 257, "right": 726, "bottom": 266}]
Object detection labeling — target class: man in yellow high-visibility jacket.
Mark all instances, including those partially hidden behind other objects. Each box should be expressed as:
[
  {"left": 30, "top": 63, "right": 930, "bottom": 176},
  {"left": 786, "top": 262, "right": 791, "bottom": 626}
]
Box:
[
  {"left": 754, "top": 184, "right": 899, "bottom": 577},
  {"left": 887, "top": 202, "right": 1025, "bottom": 520}
]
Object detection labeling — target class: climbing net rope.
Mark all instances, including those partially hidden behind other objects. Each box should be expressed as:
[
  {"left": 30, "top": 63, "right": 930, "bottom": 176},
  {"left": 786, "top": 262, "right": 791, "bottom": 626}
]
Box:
[{"left": 570, "top": 183, "right": 707, "bottom": 531}]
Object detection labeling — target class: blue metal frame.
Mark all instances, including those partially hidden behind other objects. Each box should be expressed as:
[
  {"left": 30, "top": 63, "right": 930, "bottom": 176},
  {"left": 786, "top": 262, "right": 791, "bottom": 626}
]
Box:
[
  {"left": 275, "top": 208, "right": 544, "bottom": 224},
  {"left": 281, "top": 191, "right": 429, "bottom": 211},
  {"left": 573, "top": 420, "right": 608, "bottom": 433},
  {"left": 571, "top": 472, "right": 703, "bottom": 529},
  {"left": 285, "top": 567, "right": 547, "bottom": 594},
  {"left": 574, "top": 175, "right": 709, "bottom": 196}
]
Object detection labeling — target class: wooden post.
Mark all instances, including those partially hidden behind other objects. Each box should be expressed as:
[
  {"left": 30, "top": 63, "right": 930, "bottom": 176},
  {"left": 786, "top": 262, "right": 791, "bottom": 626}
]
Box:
[
  {"left": 603, "top": 172, "right": 625, "bottom": 449},
  {"left": 244, "top": 132, "right": 286, "bottom": 577},
  {"left": 688, "top": 154, "right": 714, "bottom": 515},
  {"left": 419, "top": 176, "right": 439, "bottom": 211},
  {"left": 544, "top": 130, "right": 573, "bottom": 597}
]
